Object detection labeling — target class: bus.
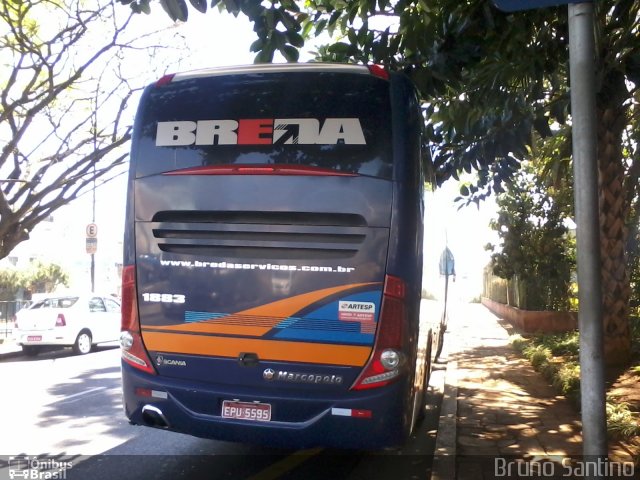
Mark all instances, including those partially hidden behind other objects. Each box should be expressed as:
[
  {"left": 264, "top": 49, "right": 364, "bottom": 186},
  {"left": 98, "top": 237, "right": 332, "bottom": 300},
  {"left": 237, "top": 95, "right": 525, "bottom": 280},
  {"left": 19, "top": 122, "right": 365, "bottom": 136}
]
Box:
[{"left": 120, "top": 63, "right": 441, "bottom": 450}]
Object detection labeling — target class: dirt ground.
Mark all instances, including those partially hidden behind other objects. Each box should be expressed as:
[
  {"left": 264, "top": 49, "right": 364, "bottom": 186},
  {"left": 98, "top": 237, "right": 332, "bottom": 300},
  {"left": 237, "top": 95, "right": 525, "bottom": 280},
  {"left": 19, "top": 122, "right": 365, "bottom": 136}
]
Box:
[{"left": 607, "top": 358, "right": 640, "bottom": 462}]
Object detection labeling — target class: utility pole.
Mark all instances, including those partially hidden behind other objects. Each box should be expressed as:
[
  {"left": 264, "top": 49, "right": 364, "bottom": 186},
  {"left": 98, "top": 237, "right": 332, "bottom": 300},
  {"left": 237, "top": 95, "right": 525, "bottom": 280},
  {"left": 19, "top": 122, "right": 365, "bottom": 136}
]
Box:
[
  {"left": 91, "top": 174, "right": 96, "bottom": 293},
  {"left": 493, "top": 1, "right": 608, "bottom": 475},
  {"left": 568, "top": 1, "right": 608, "bottom": 468}
]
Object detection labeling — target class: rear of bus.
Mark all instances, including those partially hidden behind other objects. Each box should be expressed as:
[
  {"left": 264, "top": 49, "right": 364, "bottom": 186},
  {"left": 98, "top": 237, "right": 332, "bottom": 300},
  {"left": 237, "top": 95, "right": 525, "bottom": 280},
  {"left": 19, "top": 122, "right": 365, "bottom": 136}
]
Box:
[{"left": 120, "top": 64, "right": 427, "bottom": 449}]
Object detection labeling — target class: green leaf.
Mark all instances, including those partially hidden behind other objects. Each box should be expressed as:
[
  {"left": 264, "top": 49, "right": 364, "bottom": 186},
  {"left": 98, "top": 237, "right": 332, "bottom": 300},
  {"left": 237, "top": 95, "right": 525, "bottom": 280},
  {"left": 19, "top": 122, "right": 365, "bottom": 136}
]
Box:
[
  {"left": 533, "top": 116, "right": 552, "bottom": 138},
  {"left": 328, "top": 10, "right": 341, "bottom": 26},
  {"left": 302, "top": 20, "right": 314, "bottom": 38},
  {"left": 160, "top": 0, "right": 188, "bottom": 21},
  {"left": 314, "top": 19, "right": 327, "bottom": 36},
  {"left": 224, "top": 0, "right": 240, "bottom": 16},
  {"left": 140, "top": 0, "right": 151, "bottom": 14},
  {"left": 327, "top": 42, "right": 352, "bottom": 55},
  {"left": 460, "top": 184, "right": 470, "bottom": 196},
  {"left": 279, "top": 10, "right": 300, "bottom": 31},
  {"left": 189, "top": 0, "right": 207, "bottom": 13},
  {"left": 249, "top": 38, "right": 264, "bottom": 52},
  {"left": 281, "top": 45, "right": 300, "bottom": 62},
  {"left": 254, "top": 44, "right": 275, "bottom": 63},
  {"left": 286, "top": 31, "right": 305, "bottom": 48}
]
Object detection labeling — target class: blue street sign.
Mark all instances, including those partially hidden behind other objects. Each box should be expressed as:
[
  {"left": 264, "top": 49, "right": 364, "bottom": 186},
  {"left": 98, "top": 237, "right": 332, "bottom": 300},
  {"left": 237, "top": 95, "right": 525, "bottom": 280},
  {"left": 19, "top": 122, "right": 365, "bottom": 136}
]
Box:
[
  {"left": 439, "top": 248, "right": 456, "bottom": 277},
  {"left": 492, "top": 0, "right": 590, "bottom": 12}
]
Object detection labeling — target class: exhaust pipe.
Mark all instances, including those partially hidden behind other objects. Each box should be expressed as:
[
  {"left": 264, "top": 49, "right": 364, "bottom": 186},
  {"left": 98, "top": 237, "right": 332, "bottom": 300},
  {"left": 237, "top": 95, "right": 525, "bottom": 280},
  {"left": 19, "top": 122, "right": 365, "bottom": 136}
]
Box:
[{"left": 141, "top": 404, "right": 170, "bottom": 429}]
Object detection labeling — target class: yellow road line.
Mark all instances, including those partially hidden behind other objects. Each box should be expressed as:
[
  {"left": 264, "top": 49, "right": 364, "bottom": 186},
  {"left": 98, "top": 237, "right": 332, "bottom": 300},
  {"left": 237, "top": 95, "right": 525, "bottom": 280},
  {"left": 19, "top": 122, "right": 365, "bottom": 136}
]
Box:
[{"left": 244, "top": 448, "right": 324, "bottom": 480}]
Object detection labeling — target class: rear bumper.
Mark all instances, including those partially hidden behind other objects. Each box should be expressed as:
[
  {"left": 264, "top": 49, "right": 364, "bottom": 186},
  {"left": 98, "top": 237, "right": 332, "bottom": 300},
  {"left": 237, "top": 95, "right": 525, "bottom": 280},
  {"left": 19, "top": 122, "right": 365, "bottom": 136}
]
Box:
[
  {"left": 16, "top": 330, "right": 75, "bottom": 347},
  {"left": 122, "top": 362, "right": 412, "bottom": 449}
]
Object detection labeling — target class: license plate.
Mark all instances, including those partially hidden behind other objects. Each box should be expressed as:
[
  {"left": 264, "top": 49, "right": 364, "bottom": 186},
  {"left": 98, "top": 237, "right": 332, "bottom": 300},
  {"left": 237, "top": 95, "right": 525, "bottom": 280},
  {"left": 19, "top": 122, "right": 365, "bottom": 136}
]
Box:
[
  {"left": 27, "top": 336, "right": 42, "bottom": 342},
  {"left": 221, "top": 400, "right": 271, "bottom": 422}
]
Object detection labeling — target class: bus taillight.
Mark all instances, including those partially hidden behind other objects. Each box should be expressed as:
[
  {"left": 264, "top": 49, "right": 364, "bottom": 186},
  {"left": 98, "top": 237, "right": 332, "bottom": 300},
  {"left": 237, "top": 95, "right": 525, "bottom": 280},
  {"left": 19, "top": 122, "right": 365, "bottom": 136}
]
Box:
[
  {"left": 351, "top": 275, "right": 407, "bottom": 390},
  {"left": 367, "top": 64, "right": 390, "bottom": 81},
  {"left": 155, "top": 74, "right": 175, "bottom": 87},
  {"left": 120, "top": 265, "right": 156, "bottom": 375}
]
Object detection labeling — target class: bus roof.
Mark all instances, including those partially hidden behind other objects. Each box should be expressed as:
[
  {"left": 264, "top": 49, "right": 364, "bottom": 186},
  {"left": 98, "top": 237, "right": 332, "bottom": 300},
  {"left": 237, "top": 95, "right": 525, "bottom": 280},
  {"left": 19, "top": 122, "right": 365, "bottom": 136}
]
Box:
[{"left": 158, "top": 63, "right": 387, "bottom": 85}]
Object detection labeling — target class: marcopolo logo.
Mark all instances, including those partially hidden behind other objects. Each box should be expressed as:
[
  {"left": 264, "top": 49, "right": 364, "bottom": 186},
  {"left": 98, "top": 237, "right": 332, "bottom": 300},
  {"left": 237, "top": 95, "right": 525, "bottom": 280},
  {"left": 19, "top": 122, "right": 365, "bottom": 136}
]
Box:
[
  {"left": 263, "top": 368, "right": 343, "bottom": 385},
  {"left": 155, "top": 118, "right": 366, "bottom": 146}
]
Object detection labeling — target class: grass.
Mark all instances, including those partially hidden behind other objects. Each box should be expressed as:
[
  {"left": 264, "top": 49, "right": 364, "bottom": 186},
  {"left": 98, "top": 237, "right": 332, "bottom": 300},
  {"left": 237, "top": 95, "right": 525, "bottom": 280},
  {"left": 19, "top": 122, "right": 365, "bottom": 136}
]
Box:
[{"left": 510, "top": 318, "right": 640, "bottom": 442}]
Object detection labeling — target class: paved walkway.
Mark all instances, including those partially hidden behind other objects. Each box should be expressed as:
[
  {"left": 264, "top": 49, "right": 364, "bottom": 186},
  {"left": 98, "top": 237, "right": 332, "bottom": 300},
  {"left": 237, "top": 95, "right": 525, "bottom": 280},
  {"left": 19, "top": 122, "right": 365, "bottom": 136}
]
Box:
[{"left": 435, "top": 302, "right": 636, "bottom": 479}]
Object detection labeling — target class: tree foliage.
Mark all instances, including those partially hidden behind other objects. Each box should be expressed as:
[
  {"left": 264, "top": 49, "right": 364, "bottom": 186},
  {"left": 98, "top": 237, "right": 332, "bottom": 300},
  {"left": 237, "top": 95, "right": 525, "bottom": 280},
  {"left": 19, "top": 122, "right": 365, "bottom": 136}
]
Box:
[
  {"left": 0, "top": 0, "right": 184, "bottom": 260},
  {"left": 486, "top": 163, "right": 575, "bottom": 311},
  {"left": 0, "top": 261, "right": 69, "bottom": 302}
]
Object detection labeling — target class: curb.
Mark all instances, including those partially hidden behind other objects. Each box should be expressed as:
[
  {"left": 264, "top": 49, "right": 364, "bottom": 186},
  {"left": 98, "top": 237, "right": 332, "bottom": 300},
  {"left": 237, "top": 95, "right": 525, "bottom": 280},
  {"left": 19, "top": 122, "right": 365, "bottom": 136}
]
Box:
[{"left": 430, "top": 358, "right": 458, "bottom": 480}]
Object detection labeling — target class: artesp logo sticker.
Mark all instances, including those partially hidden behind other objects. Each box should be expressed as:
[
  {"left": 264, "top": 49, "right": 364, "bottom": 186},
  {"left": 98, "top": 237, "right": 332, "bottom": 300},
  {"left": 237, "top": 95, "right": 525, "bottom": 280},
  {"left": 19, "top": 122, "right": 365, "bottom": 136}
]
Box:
[{"left": 338, "top": 301, "right": 376, "bottom": 328}]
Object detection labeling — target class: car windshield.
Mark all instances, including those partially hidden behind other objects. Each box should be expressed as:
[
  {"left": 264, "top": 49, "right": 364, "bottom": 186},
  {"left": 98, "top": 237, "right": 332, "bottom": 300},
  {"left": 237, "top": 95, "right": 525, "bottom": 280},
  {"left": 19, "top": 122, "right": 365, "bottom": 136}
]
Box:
[{"left": 30, "top": 297, "right": 79, "bottom": 309}]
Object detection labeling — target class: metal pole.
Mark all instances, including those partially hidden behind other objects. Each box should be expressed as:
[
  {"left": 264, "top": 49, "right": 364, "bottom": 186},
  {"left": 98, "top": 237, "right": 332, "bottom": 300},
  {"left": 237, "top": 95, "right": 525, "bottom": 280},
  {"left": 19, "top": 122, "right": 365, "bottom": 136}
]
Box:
[
  {"left": 568, "top": 1, "right": 608, "bottom": 470},
  {"left": 91, "top": 177, "right": 96, "bottom": 294}
]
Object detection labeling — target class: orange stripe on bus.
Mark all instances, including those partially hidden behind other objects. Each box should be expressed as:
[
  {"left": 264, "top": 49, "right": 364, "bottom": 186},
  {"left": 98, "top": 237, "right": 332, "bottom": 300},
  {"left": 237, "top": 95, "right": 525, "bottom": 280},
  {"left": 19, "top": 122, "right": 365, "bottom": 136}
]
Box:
[
  {"left": 154, "top": 282, "right": 379, "bottom": 337},
  {"left": 142, "top": 331, "right": 371, "bottom": 366}
]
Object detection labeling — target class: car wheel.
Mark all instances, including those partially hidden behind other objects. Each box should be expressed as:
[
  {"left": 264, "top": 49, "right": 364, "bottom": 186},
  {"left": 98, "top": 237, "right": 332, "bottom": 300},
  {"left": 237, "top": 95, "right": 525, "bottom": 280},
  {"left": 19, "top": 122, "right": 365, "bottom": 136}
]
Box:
[
  {"left": 22, "top": 345, "right": 42, "bottom": 356},
  {"left": 73, "top": 331, "right": 92, "bottom": 355}
]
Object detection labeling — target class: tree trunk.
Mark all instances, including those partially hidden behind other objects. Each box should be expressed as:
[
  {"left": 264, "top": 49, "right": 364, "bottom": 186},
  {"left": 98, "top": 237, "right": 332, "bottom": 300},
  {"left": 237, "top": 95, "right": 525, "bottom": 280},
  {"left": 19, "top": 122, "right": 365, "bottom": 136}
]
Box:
[{"left": 597, "top": 104, "right": 631, "bottom": 366}]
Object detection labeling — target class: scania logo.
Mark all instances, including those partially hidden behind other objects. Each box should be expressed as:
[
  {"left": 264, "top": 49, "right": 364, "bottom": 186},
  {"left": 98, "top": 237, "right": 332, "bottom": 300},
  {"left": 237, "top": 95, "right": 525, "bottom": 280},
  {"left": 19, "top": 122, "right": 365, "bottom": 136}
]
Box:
[
  {"left": 262, "top": 369, "right": 343, "bottom": 385},
  {"left": 156, "top": 355, "right": 187, "bottom": 367}
]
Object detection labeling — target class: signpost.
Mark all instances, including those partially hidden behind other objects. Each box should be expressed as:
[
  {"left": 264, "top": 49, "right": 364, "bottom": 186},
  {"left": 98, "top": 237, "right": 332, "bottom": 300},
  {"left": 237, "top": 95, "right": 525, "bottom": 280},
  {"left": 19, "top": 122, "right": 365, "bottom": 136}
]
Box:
[
  {"left": 86, "top": 223, "right": 98, "bottom": 254},
  {"left": 86, "top": 222, "right": 97, "bottom": 292},
  {"left": 492, "top": 0, "right": 606, "bottom": 472},
  {"left": 85, "top": 237, "right": 98, "bottom": 255}
]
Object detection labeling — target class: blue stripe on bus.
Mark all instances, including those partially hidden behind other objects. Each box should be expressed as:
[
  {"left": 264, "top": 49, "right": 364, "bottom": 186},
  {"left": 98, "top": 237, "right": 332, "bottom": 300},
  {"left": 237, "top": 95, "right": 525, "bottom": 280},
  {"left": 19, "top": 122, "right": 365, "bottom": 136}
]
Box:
[
  {"left": 185, "top": 311, "right": 226, "bottom": 323},
  {"left": 272, "top": 329, "right": 373, "bottom": 344}
]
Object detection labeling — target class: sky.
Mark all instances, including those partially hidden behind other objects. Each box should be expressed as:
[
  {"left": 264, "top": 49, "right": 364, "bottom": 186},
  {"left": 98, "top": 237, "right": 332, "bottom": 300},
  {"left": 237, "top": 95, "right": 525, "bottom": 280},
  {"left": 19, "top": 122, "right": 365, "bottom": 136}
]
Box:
[{"left": 12, "top": 5, "right": 498, "bottom": 297}]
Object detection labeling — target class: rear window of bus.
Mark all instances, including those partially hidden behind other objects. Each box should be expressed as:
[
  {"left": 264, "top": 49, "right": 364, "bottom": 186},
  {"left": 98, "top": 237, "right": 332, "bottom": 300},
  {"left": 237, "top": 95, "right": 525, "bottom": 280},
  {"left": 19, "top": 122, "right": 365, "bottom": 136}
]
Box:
[{"left": 134, "top": 71, "right": 393, "bottom": 179}]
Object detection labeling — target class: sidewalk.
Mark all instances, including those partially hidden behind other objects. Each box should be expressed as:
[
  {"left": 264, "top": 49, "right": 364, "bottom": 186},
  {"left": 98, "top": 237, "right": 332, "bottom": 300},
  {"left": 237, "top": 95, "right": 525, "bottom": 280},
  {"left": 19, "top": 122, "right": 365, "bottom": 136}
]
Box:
[
  {"left": 0, "top": 336, "right": 22, "bottom": 357},
  {"left": 434, "top": 302, "right": 636, "bottom": 479}
]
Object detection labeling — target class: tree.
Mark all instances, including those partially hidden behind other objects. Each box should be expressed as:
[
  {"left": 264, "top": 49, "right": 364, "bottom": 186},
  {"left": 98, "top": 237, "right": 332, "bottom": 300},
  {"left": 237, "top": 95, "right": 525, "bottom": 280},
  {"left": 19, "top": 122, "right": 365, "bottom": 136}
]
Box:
[
  {"left": 486, "top": 163, "right": 575, "bottom": 312},
  {"left": 24, "top": 261, "right": 69, "bottom": 295},
  {"left": 0, "top": 261, "right": 69, "bottom": 302},
  {"left": 0, "top": 0, "right": 184, "bottom": 260},
  {"left": 123, "top": 0, "right": 639, "bottom": 364}
]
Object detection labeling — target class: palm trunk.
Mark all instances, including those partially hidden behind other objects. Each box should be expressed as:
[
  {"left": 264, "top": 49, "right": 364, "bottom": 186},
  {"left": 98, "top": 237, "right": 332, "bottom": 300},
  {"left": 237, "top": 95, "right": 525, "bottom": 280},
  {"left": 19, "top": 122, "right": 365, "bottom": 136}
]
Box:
[{"left": 597, "top": 104, "right": 631, "bottom": 366}]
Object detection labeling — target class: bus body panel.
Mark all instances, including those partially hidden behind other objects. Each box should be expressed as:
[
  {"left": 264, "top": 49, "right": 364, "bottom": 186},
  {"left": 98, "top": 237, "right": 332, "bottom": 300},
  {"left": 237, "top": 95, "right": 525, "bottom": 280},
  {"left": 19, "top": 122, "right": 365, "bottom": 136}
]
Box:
[
  {"left": 134, "top": 174, "right": 392, "bottom": 388},
  {"left": 121, "top": 64, "right": 428, "bottom": 449},
  {"left": 122, "top": 362, "right": 410, "bottom": 450}
]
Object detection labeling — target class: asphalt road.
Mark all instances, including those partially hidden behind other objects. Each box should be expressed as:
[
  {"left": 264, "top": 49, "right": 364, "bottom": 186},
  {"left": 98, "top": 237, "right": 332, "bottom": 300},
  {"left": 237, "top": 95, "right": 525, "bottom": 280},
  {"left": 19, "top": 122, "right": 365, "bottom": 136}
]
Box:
[{"left": 0, "top": 340, "right": 444, "bottom": 480}]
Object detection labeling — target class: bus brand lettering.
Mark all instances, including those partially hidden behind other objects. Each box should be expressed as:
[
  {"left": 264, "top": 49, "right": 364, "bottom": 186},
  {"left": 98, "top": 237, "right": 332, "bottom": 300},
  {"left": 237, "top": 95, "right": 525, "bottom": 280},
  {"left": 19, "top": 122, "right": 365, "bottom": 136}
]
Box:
[
  {"left": 273, "top": 370, "right": 344, "bottom": 385},
  {"left": 155, "top": 118, "right": 367, "bottom": 146},
  {"left": 156, "top": 356, "right": 187, "bottom": 367}
]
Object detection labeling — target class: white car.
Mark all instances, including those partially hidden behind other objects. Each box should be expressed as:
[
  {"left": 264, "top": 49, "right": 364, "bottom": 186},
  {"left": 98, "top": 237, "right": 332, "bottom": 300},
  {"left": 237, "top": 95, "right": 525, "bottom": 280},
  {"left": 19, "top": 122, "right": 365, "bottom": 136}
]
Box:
[{"left": 15, "top": 294, "right": 121, "bottom": 356}]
